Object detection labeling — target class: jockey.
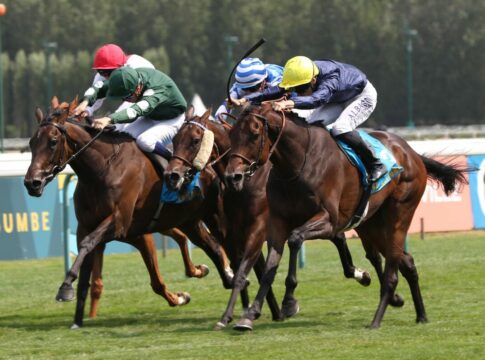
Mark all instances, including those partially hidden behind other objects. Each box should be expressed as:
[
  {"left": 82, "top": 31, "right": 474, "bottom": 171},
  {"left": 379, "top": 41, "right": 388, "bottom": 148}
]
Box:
[
  {"left": 214, "top": 57, "right": 283, "bottom": 119},
  {"left": 233, "top": 56, "right": 386, "bottom": 182},
  {"left": 80, "top": 67, "right": 187, "bottom": 159},
  {"left": 74, "top": 43, "right": 155, "bottom": 118}
]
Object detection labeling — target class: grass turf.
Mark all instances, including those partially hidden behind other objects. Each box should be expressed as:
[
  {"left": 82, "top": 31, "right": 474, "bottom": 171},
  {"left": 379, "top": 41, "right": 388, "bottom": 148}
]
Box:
[{"left": 1, "top": 231, "right": 484, "bottom": 359}]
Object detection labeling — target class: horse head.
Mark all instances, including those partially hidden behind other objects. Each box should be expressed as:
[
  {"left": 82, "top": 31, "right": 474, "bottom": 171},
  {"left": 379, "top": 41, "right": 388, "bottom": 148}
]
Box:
[
  {"left": 225, "top": 103, "right": 285, "bottom": 191},
  {"left": 164, "top": 106, "right": 215, "bottom": 190},
  {"left": 24, "top": 96, "right": 79, "bottom": 196}
]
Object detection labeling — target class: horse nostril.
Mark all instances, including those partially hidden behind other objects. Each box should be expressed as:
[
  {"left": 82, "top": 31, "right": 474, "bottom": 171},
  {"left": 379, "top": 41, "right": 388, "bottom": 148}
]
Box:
[
  {"left": 32, "top": 179, "right": 42, "bottom": 189},
  {"left": 232, "top": 173, "right": 243, "bottom": 183},
  {"left": 169, "top": 172, "right": 180, "bottom": 182}
]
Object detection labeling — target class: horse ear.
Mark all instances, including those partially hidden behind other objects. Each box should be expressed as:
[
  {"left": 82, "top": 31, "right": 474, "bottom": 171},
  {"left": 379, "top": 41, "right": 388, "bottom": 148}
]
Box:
[
  {"left": 35, "top": 107, "right": 44, "bottom": 123},
  {"left": 69, "top": 96, "right": 79, "bottom": 115},
  {"left": 50, "top": 96, "right": 59, "bottom": 110},
  {"left": 185, "top": 105, "right": 195, "bottom": 121},
  {"left": 200, "top": 107, "right": 212, "bottom": 126}
]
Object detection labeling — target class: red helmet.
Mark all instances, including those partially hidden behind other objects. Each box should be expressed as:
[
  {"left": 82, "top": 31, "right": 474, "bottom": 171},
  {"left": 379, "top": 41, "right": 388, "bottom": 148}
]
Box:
[{"left": 92, "top": 44, "right": 128, "bottom": 70}]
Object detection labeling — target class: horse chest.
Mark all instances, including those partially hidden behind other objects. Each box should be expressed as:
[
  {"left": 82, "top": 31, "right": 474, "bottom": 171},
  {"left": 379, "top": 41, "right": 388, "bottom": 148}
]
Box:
[{"left": 267, "top": 180, "right": 319, "bottom": 220}]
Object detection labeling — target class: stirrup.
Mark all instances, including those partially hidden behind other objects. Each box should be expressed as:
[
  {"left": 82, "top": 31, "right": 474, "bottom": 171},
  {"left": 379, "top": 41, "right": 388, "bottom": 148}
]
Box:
[{"left": 368, "top": 164, "right": 387, "bottom": 182}]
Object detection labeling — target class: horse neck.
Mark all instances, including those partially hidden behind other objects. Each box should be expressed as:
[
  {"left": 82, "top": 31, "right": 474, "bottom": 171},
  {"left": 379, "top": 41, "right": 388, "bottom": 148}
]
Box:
[
  {"left": 269, "top": 116, "right": 312, "bottom": 178},
  {"left": 209, "top": 121, "right": 231, "bottom": 179},
  {"left": 64, "top": 123, "right": 122, "bottom": 183}
]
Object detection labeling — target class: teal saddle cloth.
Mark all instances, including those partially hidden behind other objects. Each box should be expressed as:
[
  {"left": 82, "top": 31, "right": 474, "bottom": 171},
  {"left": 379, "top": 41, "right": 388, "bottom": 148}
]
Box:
[{"left": 336, "top": 130, "right": 403, "bottom": 192}]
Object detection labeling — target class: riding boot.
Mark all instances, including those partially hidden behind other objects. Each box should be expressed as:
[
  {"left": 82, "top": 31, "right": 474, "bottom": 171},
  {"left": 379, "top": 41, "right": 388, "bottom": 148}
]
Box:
[
  {"left": 153, "top": 142, "right": 172, "bottom": 161},
  {"left": 336, "top": 130, "right": 387, "bottom": 182}
]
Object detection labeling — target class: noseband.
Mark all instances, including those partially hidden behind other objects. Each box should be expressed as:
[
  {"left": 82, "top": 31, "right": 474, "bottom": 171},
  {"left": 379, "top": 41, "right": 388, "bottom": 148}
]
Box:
[
  {"left": 230, "top": 111, "right": 286, "bottom": 177},
  {"left": 171, "top": 120, "right": 231, "bottom": 183}
]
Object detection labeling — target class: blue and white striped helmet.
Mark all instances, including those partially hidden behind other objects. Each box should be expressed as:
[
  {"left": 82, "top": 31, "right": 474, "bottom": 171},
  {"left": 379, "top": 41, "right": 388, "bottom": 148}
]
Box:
[{"left": 235, "top": 58, "right": 268, "bottom": 89}]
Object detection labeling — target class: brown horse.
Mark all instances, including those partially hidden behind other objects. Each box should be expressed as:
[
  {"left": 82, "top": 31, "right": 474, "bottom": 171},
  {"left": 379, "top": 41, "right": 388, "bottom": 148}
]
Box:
[
  {"left": 225, "top": 103, "right": 470, "bottom": 330},
  {"left": 24, "top": 97, "right": 233, "bottom": 328},
  {"left": 165, "top": 108, "right": 371, "bottom": 330}
]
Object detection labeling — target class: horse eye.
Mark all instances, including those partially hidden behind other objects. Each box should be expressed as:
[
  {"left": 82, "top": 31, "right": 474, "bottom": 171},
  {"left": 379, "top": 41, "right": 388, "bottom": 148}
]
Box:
[
  {"left": 49, "top": 138, "right": 58, "bottom": 147},
  {"left": 192, "top": 138, "right": 201, "bottom": 146}
]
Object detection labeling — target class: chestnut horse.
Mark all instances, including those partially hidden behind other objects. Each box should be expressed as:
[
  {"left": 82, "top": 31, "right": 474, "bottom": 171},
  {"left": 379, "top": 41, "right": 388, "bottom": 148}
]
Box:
[
  {"left": 165, "top": 108, "right": 371, "bottom": 330},
  {"left": 87, "top": 228, "right": 208, "bottom": 319},
  {"left": 225, "top": 103, "right": 469, "bottom": 330},
  {"left": 24, "top": 98, "right": 233, "bottom": 328}
]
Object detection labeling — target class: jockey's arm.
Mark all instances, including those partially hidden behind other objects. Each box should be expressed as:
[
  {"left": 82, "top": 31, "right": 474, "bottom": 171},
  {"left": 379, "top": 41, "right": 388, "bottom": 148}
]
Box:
[
  {"left": 290, "top": 74, "right": 339, "bottom": 109},
  {"left": 108, "top": 93, "right": 162, "bottom": 124},
  {"left": 82, "top": 80, "right": 110, "bottom": 108},
  {"left": 245, "top": 85, "right": 286, "bottom": 104}
]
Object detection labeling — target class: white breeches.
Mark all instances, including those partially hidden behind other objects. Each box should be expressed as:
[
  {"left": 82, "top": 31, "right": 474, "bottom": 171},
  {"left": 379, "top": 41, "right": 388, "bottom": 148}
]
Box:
[
  {"left": 115, "top": 113, "right": 185, "bottom": 152},
  {"left": 304, "top": 81, "right": 378, "bottom": 136}
]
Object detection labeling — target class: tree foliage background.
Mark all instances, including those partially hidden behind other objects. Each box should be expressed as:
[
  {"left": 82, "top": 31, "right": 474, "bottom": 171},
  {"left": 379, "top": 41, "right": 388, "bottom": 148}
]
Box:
[{"left": 1, "top": 0, "right": 483, "bottom": 137}]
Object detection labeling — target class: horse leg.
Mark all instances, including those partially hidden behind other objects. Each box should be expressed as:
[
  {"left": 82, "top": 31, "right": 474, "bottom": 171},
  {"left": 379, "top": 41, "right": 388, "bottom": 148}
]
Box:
[
  {"left": 364, "top": 245, "right": 404, "bottom": 308},
  {"left": 280, "top": 212, "right": 339, "bottom": 318},
  {"left": 163, "top": 228, "right": 209, "bottom": 278},
  {"left": 370, "top": 256, "right": 400, "bottom": 329},
  {"left": 234, "top": 218, "right": 289, "bottom": 331},
  {"left": 180, "top": 220, "right": 234, "bottom": 289},
  {"left": 281, "top": 237, "right": 301, "bottom": 318},
  {"left": 72, "top": 246, "right": 95, "bottom": 328},
  {"left": 89, "top": 243, "right": 106, "bottom": 319},
  {"left": 399, "top": 251, "right": 428, "bottom": 323},
  {"left": 253, "top": 252, "right": 282, "bottom": 321},
  {"left": 132, "top": 234, "right": 190, "bottom": 306},
  {"left": 330, "top": 232, "right": 371, "bottom": 286},
  {"left": 56, "top": 215, "right": 115, "bottom": 302}
]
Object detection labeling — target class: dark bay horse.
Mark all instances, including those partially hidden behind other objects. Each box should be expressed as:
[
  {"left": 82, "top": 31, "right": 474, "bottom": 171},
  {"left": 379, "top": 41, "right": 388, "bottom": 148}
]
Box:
[
  {"left": 165, "top": 108, "right": 371, "bottom": 330},
  {"left": 24, "top": 98, "right": 233, "bottom": 328},
  {"left": 225, "top": 103, "right": 469, "bottom": 329}
]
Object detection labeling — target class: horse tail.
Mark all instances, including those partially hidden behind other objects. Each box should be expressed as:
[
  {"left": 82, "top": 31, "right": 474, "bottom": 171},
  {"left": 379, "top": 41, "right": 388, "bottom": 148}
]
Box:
[{"left": 420, "top": 155, "right": 474, "bottom": 195}]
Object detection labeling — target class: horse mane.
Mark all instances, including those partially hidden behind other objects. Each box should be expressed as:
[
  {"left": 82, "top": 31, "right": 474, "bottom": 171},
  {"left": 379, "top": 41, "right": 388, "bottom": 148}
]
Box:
[{"left": 241, "top": 103, "right": 309, "bottom": 127}]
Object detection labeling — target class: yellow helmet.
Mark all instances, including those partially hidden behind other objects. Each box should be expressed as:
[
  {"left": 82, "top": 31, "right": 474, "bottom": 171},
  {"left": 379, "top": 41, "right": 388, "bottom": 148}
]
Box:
[{"left": 279, "top": 56, "right": 319, "bottom": 90}]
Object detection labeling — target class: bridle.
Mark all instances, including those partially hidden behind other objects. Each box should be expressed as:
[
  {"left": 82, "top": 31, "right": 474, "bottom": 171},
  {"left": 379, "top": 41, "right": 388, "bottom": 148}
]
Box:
[
  {"left": 229, "top": 110, "right": 287, "bottom": 177},
  {"left": 37, "top": 110, "right": 104, "bottom": 182},
  {"left": 171, "top": 120, "right": 231, "bottom": 183}
]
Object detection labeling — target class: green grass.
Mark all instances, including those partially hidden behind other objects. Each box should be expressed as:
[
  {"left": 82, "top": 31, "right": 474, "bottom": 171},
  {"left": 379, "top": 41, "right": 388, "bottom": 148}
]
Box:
[{"left": 1, "top": 231, "right": 485, "bottom": 360}]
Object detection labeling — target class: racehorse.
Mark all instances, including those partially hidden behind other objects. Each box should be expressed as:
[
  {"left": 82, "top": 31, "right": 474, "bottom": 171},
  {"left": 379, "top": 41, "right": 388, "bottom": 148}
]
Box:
[
  {"left": 225, "top": 103, "right": 470, "bottom": 329},
  {"left": 164, "top": 108, "right": 371, "bottom": 330},
  {"left": 24, "top": 97, "right": 233, "bottom": 328}
]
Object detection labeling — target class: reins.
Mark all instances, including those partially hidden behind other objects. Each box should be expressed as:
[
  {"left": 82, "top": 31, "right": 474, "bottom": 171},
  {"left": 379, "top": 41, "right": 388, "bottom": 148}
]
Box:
[
  {"left": 229, "top": 109, "right": 287, "bottom": 177},
  {"left": 39, "top": 115, "right": 105, "bottom": 179}
]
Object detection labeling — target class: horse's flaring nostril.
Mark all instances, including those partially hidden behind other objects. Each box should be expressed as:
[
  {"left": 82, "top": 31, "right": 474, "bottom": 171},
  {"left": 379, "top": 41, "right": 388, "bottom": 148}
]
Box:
[
  {"left": 232, "top": 173, "right": 243, "bottom": 183},
  {"left": 170, "top": 172, "right": 180, "bottom": 182},
  {"left": 32, "top": 179, "right": 42, "bottom": 189}
]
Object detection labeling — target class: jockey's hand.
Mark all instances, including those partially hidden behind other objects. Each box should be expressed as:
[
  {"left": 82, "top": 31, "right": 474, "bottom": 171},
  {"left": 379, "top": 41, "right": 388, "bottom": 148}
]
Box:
[
  {"left": 73, "top": 100, "right": 89, "bottom": 116},
  {"left": 229, "top": 97, "right": 247, "bottom": 108},
  {"left": 93, "top": 117, "right": 112, "bottom": 130},
  {"left": 272, "top": 100, "right": 295, "bottom": 112}
]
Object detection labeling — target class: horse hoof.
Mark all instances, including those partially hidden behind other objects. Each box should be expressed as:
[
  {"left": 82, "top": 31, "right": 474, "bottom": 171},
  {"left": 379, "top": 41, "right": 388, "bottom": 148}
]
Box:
[
  {"left": 354, "top": 268, "right": 371, "bottom": 287},
  {"left": 416, "top": 316, "right": 428, "bottom": 324},
  {"left": 56, "top": 284, "right": 74, "bottom": 302},
  {"left": 359, "top": 271, "right": 371, "bottom": 287},
  {"left": 272, "top": 312, "right": 285, "bottom": 322},
  {"left": 198, "top": 264, "right": 210, "bottom": 277},
  {"left": 233, "top": 318, "right": 253, "bottom": 331},
  {"left": 368, "top": 322, "right": 381, "bottom": 330},
  {"left": 177, "top": 292, "right": 191, "bottom": 305},
  {"left": 70, "top": 323, "right": 81, "bottom": 330},
  {"left": 282, "top": 300, "right": 300, "bottom": 318},
  {"left": 214, "top": 321, "right": 227, "bottom": 331},
  {"left": 390, "top": 293, "right": 405, "bottom": 308}
]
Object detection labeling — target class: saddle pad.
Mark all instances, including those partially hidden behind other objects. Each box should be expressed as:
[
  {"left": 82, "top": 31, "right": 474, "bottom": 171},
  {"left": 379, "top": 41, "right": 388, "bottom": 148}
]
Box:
[
  {"left": 161, "top": 171, "right": 203, "bottom": 204},
  {"left": 336, "top": 130, "right": 403, "bottom": 193}
]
